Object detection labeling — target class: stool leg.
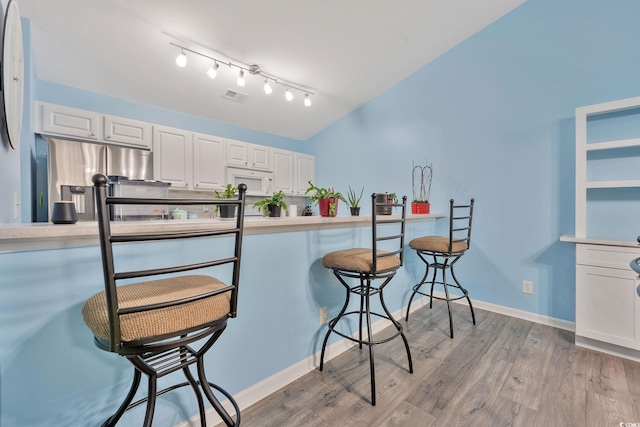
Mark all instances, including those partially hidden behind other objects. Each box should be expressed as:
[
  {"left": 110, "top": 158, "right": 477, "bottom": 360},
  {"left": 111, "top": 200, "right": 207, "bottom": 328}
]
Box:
[
  {"left": 142, "top": 373, "right": 158, "bottom": 427},
  {"left": 359, "top": 292, "right": 365, "bottom": 349},
  {"left": 181, "top": 362, "right": 207, "bottom": 426},
  {"left": 320, "top": 281, "right": 351, "bottom": 371},
  {"left": 429, "top": 254, "right": 438, "bottom": 309},
  {"left": 379, "top": 282, "right": 413, "bottom": 375},
  {"left": 405, "top": 253, "right": 430, "bottom": 321},
  {"left": 441, "top": 258, "right": 454, "bottom": 339},
  {"left": 102, "top": 369, "right": 142, "bottom": 427},
  {"left": 450, "top": 258, "right": 476, "bottom": 325},
  {"left": 364, "top": 280, "right": 376, "bottom": 406}
]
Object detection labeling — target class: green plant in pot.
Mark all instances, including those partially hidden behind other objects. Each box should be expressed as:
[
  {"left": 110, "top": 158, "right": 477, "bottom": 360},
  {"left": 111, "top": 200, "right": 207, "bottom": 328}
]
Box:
[
  {"left": 214, "top": 184, "right": 238, "bottom": 218},
  {"left": 253, "top": 190, "right": 288, "bottom": 217},
  {"left": 346, "top": 185, "right": 364, "bottom": 216},
  {"left": 375, "top": 192, "right": 398, "bottom": 215},
  {"left": 305, "top": 181, "right": 347, "bottom": 217}
]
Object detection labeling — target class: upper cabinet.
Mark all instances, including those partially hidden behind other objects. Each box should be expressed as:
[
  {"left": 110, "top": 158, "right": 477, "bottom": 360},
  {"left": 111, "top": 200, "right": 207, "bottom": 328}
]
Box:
[
  {"left": 272, "top": 149, "right": 295, "bottom": 194},
  {"left": 153, "top": 125, "right": 192, "bottom": 189},
  {"left": 104, "top": 116, "right": 152, "bottom": 149},
  {"left": 36, "top": 102, "right": 152, "bottom": 149},
  {"left": 294, "top": 153, "right": 316, "bottom": 195},
  {"left": 39, "top": 103, "right": 100, "bottom": 140},
  {"left": 193, "top": 133, "right": 226, "bottom": 190},
  {"left": 226, "top": 138, "right": 271, "bottom": 170}
]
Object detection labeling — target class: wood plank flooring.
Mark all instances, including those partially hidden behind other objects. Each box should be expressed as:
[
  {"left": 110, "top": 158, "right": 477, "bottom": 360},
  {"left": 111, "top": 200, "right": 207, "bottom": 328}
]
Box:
[{"left": 229, "top": 303, "right": 640, "bottom": 427}]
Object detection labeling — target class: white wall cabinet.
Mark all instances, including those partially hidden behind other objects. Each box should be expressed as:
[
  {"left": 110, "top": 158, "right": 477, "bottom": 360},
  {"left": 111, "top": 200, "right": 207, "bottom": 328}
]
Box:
[
  {"left": 153, "top": 126, "right": 192, "bottom": 189},
  {"left": 226, "top": 138, "right": 271, "bottom": 170},
  {"left": 39, "top": 103, "right": 100, "bottom": 140},
  {"left": 104, "top": 116, "right": 152, "bottom": 149},
  {"left": 294, "top": 153, "right": 316, "bottom": 195},
  {"left": 272, "top": 149, "right": 295, "bottom": 194},
  {"left": 576, "top": 244, "right": 640, "bottom": 350},
  {"left": 193, "top": 133, "right": 225, "bottom": 190}
]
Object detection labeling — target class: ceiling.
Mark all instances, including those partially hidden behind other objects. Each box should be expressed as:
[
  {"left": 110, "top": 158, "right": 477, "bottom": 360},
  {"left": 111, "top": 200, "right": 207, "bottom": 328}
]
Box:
[{"left": 19, "top": 0, "right": 526, "bottom": 141}]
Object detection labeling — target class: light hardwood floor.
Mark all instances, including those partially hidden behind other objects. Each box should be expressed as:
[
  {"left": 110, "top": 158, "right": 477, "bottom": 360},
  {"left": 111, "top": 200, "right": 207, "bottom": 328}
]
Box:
[{"left": 231, "top": 303, "right": 640, "bottom": 426}]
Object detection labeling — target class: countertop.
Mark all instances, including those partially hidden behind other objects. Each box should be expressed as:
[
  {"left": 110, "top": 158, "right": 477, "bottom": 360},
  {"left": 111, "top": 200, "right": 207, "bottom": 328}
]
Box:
[
  {"left": 560, "top": 234, "right": 640, "bottom": 248},
  {"left": 0, "top": 213, "right": 444, "bottom": 253}
]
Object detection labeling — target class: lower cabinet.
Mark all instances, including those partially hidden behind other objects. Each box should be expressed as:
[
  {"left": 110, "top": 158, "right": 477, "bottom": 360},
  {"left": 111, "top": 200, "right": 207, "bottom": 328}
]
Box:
[{"left": 576, "top": 244, "right": 640, "bottom": 350}]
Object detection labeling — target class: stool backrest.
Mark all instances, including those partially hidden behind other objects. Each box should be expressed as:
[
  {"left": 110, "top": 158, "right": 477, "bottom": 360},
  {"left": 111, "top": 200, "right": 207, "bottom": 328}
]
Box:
[
  {"left": 448, "top": 198, "right": 475, "bottom": 254},
  {"left": 371, "top": 193, "right": 407, "bottom": 274},
  {"left": 92, "top": 174, "right": 247, "bottom": 352}
]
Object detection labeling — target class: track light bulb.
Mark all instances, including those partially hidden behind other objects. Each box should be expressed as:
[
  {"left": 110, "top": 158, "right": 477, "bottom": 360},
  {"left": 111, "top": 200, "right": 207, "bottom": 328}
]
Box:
[
  {"left": 176, "top": 49, "right": 187, "bottom": 67},
  {"left": 285, "top": 89, "right": 293, "bottom": 101},
  {"left": 207, "top": 62, "right": 219, "bottom": 79},
  {"left": 237, "top": 69, "right": 245, "bottom": 86},
  {"left": 264, "top": 80, "right": 273, "bottom": 95},
  {"left": 304, "top": 94, "right": 312, "bottom": 107}
]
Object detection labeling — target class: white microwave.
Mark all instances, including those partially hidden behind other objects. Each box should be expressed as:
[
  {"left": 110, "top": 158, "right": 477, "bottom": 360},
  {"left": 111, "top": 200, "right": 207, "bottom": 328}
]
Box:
[{"left": 226, "top": 167, "right": 274, "bottom": 196}]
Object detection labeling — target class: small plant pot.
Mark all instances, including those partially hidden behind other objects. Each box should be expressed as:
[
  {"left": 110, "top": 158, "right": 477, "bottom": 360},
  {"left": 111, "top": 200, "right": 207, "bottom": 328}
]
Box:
[
  {"left": 267, "top": 204, "right": 282, "bottom": 218},
  {"left": 411, "top": 202, "right": 430, "bottom": 214},
  {"left": 219, "top": 205, "right": 236, "bottom": 218},
  {"left": 350, "top": 207, "right": 360, "bottom": 216},
  {"left": 375, "top": 194, "right": 393, "bottom": 215},
  {"left": 319, "top": 198, "right": 339, "bottom": 217}
]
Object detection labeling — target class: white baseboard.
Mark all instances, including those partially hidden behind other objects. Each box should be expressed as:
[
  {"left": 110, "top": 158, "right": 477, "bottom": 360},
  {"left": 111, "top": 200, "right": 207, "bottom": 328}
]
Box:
[{"left": 176, "top": 294, "right": 574, "bottom": 426}]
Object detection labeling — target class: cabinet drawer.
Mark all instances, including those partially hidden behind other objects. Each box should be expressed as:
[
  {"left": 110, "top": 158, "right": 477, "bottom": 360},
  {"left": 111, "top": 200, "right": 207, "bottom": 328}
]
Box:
[{"left": 577, "top": 243, "right": 640, "bottom": 269}]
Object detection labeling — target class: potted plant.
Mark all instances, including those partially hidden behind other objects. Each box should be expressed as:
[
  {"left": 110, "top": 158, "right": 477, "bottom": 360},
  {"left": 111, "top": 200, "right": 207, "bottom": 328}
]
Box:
[
  {"left": 411, "top": 161, "right": 433, "bottom": 214},
  {"left": 305, "top": 181, "right": 347, "bottom": 217},
  {"left": 375, "top": 192, "right": 398, "bottom": 215},
  {"left": 214, "top": 184, "right": 238, "bottom": 218},
  {"left": 253, "top": 190, "right": 288, "bottom": 217},
  {"left": 346, "top": 185, "right": 364, "bottom": 216}
]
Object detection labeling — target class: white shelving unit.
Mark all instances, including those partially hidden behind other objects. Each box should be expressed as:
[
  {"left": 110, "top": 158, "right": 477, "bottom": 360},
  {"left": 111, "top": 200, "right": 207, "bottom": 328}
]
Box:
[
  {"left": 571, "top": 95, "right": 640, "bottom": 361},
  {"left": 575, "top": 95, "right": 640, "bottom": 238}
]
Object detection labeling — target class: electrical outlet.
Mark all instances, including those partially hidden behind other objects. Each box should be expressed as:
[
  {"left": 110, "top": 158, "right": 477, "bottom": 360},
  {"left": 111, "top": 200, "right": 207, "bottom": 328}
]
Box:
[
  {"left": 319, "top": 306, "right": 328, "bottom": 324},
  {"left": 522, "top": 280, "right": 534, "bottom": 294}
]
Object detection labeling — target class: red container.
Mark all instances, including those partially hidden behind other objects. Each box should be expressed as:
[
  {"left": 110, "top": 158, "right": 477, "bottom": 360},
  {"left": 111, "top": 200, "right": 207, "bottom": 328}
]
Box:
[
  {"left": 319, "top": 198, "right": 339, "bottom": 217},
  {"left": 411, "top": 202, "right": 430, "bottom": 214}
]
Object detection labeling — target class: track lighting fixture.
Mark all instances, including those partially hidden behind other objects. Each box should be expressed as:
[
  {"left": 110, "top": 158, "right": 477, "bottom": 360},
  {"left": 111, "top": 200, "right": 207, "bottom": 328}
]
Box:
[
  {"left": 170, "top": 41, "right": 315, "bottom": 107},
  {"left": 237, "top": 69, "right": 245, "bottom": 86},
  {"left": 263, "top": 79, "right": 273, "bottom": 95},
  {"left": 175, "top": 49, "right": 187, "bottom": 67},
  {"left": 207, "top": 62, "right": 219, "bottom": 79}
]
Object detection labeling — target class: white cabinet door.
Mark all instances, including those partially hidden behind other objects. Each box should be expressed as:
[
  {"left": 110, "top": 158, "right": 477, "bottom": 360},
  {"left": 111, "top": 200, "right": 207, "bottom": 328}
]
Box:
[
  {"left": 272, "top": 149, "right": 295, "bottom": 194},
  {"left": 294, "top": 153, "right": 316, "bottom": 195},
  {"left": 153, "top": 126, "right": 192, "bottom": 188},
  {"left": 226, "top": 139, "right": 248, "bottom": 167},
  {"left": 249, "top": 143, "right": 271, "bottom": 170},
  {"left": 40, "top": 103, "right": 99, "bottom": 140},
  {"left": 193, "top": 133, "right": 225, "bottom": 190},
  {"left": 576, "top": 264, "right": 640, "bottom": 350},
  {"left": 104, "top": 116, "right": 152, "bottom": 149}
]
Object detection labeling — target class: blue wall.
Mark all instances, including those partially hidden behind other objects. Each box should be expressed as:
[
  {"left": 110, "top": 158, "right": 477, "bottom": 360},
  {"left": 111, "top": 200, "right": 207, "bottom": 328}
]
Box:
[
  {"left": 308, "top": 0, "right": 640, "bottom": 322},
  {"left": 4, "top": 0, "right": 640, "bottom": 424}
]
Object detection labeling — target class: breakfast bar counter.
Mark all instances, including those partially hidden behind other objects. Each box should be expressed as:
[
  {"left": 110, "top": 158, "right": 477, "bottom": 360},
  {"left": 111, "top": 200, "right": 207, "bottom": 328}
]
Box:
[{"left": 0, "top": 213, "right": 444, "bottom": 253}]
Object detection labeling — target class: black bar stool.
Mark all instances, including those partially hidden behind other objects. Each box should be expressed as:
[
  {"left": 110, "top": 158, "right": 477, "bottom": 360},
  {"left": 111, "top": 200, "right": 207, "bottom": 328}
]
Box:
[
  {"left": 319, "top": 193, "right": 413, "bottom": 406},
  {"left": 82, "top": 174, "right": 247, "bottom": 426},
  {"left": 405, "top": 198, "right": 476, "bottom": 338}
]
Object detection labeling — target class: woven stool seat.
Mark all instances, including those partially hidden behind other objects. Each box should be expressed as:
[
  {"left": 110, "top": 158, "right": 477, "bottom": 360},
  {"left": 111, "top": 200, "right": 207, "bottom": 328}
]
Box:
[{"left": 322, "top": 248, "right": 401, "bottom": 273}]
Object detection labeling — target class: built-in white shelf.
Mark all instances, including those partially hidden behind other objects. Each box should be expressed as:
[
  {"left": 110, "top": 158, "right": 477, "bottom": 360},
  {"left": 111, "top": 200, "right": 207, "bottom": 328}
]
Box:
[
  {"left": 586, "top": 138, "right": 640, "bottom": 151},
  {"left": 586, "top": 180, "right": 640, "bottom": 189}
]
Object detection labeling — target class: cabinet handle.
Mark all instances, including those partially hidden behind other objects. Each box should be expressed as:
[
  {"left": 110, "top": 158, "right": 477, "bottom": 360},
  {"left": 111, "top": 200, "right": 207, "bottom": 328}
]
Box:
[
  {"left": 637, "top": 284, "right": 640, "bottom": 298},
  {"left": 106, "top": 135, "right": 111, "bottom": 139},
  {"left": 90, "top": 132, "right": 96, "bottom": 137}
]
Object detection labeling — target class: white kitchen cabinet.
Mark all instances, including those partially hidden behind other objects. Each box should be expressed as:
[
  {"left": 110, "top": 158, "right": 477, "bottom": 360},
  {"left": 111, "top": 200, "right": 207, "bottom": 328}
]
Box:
[
  {"left": 576, "top": 243, "right": 640, "bottom": 350},
  {"left": 294, "top": 153, "right": 316, "bottom": 195},
  {"left": 39, "top": 103, "right": 100, "bottom": 140},
  {"left": 104, "top": 116, "right": 152, "bottom": 149},
  {"left": 226, "top": 139, "right": 248, "bottom": 167},
  {"left": 193, "top": 133, "right": 226, "bottom": 190},
  {"left": 272, "top": 149, "right": 295, "bottom": 194},
  {"left": 226, "top": 139, "right": 271, "bottom": 170},
  {"left": 153, "top": 126, "right": 192, "bottom": 188},
  {"left": 250, "top": 144, "right": 271, "bottom": 170}
]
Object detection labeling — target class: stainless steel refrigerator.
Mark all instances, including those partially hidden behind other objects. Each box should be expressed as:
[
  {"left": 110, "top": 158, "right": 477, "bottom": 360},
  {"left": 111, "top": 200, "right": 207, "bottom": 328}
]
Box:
[{"left": 36, "top": 137, "right": 154, "bottom": 221}]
